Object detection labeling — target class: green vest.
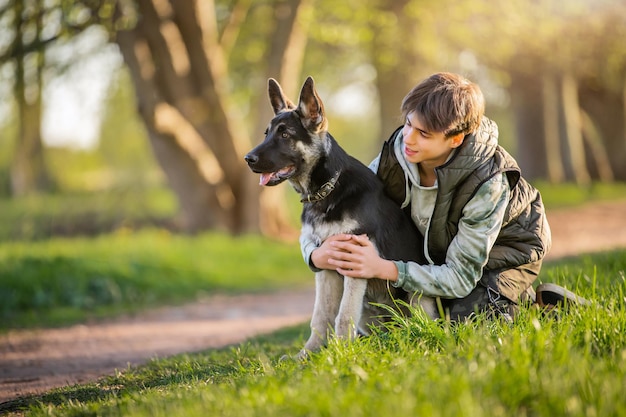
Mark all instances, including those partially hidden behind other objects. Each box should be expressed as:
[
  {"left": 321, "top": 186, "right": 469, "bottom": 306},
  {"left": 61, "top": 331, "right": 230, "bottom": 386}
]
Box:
[{"left": 377, "top": 118, "right": 551, "bottom": 301}]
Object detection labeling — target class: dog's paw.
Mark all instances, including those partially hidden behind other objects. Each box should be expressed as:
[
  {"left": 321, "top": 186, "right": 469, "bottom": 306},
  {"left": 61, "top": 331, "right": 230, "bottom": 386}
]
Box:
[
  {"left": 278, "top": 349, "right": 310, "bottom": 363},
  {"left": 279, "top": 354, "right": 292, "bottom": 362},
  {"left": 295, "top": 349, "right": 310, "bottom": 362},
  {"left": 334, "top": 321, "right": 358, "bottom": 341}
]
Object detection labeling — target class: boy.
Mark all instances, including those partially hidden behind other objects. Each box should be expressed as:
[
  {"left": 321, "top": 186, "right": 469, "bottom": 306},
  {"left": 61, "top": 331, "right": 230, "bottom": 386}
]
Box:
[{"left": 302, "top": 72, "right": 562, "bottom": 320}]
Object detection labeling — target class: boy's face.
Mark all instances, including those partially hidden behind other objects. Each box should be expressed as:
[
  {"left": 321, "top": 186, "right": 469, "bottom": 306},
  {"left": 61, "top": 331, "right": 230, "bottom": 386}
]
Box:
[{"left": 401, "top": 111, "right": 464, "bottom": 167}]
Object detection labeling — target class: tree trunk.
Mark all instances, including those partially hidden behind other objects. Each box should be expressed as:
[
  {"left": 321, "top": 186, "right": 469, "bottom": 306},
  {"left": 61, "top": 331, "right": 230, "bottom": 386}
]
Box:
[
  {"left": 561, "top": 73, "right": 591, "bottom": 185},
  {"left": 370, "top": 0, "right": 422, "bottom": 142},
  {"left": 114, "top": 0, "right": 309, "bottom": 235},
  {"left": 541, "top": 73, "right": 565, "bottom": 183},
  {"left": 509, "top": 72, "right": 547, "bottom": 180},
  {"left": 579, "top": 110, "right": 614, "bottom": 182},
  {"left": 376, "top": 71, "right": 414, "bottom": 141},
  {"left": 249, "top": 0, "right": 311, "bottom": 239},
  {"left": 579, "top": 81, "right": 626, "bottom": 180},
  {"left": 10, "top": 0, "right": 52, "bottom": 197}
]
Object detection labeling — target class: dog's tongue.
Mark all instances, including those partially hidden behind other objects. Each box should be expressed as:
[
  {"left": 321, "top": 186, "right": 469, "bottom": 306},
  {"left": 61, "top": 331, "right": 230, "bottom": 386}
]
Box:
[
  {"left": 259, "top": 173, "right": 273, "bottom": 186},
  {"left": 259, "top": 167, "right": 293, "bottom": 185}
]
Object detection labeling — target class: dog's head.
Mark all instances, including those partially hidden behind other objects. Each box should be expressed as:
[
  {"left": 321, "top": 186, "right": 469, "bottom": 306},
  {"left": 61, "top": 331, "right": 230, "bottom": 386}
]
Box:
[{"left": 244, "top": 76, "right": 328, "bottom": 188}]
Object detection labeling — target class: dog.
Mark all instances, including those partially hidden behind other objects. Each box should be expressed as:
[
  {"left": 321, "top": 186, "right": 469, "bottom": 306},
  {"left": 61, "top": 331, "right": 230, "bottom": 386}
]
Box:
[{"left": 245, "top": 76, "right": 437, "bottom": 359}]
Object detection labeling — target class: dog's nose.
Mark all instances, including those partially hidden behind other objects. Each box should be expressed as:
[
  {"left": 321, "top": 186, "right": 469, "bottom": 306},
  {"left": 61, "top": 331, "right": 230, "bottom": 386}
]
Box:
[{"left": 244, "top": 153, "right": 258, "bottom": 164}]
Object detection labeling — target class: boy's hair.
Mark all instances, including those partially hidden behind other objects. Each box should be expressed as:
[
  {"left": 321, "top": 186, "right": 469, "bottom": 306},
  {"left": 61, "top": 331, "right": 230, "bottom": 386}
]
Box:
[{"left": 401, "top": 72, "right": 485, "bottom": 138}]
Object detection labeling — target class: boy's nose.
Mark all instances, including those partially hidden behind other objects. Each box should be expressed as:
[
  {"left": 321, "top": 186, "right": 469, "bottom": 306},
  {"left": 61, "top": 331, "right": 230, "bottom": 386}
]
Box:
[{"left": 402, "top": 130, "right": 415, "bottom": 146}]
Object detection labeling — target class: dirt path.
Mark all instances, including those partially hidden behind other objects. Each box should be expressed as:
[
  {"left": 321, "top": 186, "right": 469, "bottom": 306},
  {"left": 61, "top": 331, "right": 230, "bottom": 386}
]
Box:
[{"left": 2, "top": 199, "right": 626, "bottom": 403}]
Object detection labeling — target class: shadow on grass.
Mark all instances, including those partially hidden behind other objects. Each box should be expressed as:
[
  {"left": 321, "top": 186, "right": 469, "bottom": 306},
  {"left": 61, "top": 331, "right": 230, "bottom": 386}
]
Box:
[{"left": 0, "top": 324, "right": 307, "bottom": 415}]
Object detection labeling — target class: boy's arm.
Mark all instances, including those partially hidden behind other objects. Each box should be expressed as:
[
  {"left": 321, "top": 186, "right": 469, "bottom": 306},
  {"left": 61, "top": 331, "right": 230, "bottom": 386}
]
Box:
[{"left": 393, "top": 173, "right": 510, "bottom": 298}]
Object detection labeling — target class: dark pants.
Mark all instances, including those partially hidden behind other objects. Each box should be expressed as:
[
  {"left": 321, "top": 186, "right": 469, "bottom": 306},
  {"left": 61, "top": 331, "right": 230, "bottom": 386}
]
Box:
[
  {"left": 439, "top": 284, "right": 519, "bottom": 322},
  {"left": 438, "top": 260, "right": 543, "bottom": 322}
]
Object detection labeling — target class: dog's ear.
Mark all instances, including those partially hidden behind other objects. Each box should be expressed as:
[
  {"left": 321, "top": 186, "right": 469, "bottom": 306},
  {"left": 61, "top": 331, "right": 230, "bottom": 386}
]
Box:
[
  {"left": 297, "top": 76, "right": 327, "bottom": 133},
  {"left": 268, "top": 78, "right": 295, "bottom": 115}
]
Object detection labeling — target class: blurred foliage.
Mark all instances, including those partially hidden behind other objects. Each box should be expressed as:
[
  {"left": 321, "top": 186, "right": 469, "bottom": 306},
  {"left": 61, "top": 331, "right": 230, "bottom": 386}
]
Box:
[
  {"left": 422, "top": 0, "right": 626, "bottom": 86},
  {"left": 96, "top": 67, "right": 158, "bottom": 186},
  {"left": 534, "top": 181, "right": 626, "bottom": 209},
  {"left": 27, "top": 65, "right": 160, "bottom": 193},
  {"left": 0, "top": 187, "right": 177, "bottom": 242}
]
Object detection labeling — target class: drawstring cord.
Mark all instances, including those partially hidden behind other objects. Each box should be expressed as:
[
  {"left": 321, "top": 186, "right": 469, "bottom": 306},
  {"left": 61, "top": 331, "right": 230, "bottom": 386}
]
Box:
[{"left": 487, "top": 287, "right": 513, "bottom": 323}]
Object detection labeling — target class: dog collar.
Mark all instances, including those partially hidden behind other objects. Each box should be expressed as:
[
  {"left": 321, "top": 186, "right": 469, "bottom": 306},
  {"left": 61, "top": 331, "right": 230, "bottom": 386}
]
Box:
[{"left": 300, "top": 171, "right": 340, "bottom": 203}]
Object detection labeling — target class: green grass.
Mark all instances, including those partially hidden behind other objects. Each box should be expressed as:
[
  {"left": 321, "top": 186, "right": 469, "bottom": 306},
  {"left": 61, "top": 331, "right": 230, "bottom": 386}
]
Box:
[
  {"left": 2, "top": 249, "right": 625, "bottom": 417},
  {"left": 0, "top": 230, "right": 310, "bottom": 329}
]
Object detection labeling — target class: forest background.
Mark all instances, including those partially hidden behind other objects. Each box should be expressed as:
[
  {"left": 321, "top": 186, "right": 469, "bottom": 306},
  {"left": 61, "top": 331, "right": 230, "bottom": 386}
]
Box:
[{"left": 1, "top": 0, "right": 625, "bottom": 241}]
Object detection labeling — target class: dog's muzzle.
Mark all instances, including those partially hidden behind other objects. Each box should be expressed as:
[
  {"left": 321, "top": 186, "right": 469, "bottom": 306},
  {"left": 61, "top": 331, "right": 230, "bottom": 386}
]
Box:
[{"left": 244, "top": 153, "right": 259, "bottom": 166}]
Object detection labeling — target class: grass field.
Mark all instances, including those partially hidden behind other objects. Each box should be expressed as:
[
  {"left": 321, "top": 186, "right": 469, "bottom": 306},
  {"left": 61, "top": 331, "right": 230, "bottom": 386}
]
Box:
[{"left": 3, "top": 249, "right": 626, "bottom": 416}]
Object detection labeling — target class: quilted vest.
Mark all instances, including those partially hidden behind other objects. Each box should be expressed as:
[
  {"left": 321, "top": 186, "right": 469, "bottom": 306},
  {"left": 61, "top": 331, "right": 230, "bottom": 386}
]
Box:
[{"left": 376, "top": 118, "right": 552, "bottom": 301}]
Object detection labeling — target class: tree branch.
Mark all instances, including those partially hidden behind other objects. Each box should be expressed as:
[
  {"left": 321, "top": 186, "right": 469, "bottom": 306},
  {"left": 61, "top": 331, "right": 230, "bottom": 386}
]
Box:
[
  {"left": 191, "top": 0, "right": 227, "bottom": 80},
  {"left": 135, "top": 0, "right": 190, "bottom": 104},
  {"left": 218, "top": 0, "right": 252, "bottom": 56},
  {"left": 0, "top": 35, "right": 59, "bottom": 63}
]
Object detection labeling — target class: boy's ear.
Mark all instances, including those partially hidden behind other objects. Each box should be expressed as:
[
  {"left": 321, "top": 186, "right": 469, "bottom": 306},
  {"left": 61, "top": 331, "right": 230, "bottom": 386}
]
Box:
[{"left": 449, "top": 132, "right": 465, "bottom": 149}]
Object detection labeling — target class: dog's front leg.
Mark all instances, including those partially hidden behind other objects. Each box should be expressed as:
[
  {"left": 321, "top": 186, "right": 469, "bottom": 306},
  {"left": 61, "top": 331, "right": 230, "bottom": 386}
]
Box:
[
  {"left": 412, "top": 294, "right": 439, "bottom": 320},
  {"left": 335, "top": 277, "right": 368, "bottom": 341},
  {"left": 301, "top": 270, "right": 343, "bottom": 358}
]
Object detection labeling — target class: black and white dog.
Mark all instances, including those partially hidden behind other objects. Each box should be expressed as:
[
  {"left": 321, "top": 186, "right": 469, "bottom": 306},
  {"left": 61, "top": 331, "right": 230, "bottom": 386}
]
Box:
[{"left": 245, "top": 77, "right": 436, "bottom": 358}]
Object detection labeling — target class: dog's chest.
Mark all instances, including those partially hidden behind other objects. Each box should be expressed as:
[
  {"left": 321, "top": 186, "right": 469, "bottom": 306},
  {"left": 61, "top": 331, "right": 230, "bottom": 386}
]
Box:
[{"left": 301, "top": 213, "right": 360, "bottom": 245}]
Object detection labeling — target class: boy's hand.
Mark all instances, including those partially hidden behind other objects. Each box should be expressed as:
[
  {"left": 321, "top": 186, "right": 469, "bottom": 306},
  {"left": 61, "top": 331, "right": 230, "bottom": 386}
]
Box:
[
  {"left": 327, "top": 234, "right": 398, "bottom": 281},
  {"left": 310, "top": 234, "right": 355, "bottom": 270}
]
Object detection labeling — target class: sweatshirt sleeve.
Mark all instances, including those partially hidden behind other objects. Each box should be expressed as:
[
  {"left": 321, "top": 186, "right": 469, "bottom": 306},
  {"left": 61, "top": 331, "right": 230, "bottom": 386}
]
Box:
[
  {"left": 393, "top": 173, "right": 510, "bottom": 298},
  {"left": 300, "top": 224, "right": 322, "bottom": 272}
]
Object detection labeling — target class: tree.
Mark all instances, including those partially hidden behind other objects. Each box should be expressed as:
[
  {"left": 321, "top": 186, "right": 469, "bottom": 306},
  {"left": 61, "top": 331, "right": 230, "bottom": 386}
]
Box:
[
  {"left": 438, "top": 0, "right": 626, "bottom": 182},
  {"left": 113, "top": 0, "right": 311, "bottom": 234},
  {"left": 1, "top": 0, "right": 121, "bottom": 195},
  {"left": 5, "top": 0, "right": 52, "bottom": 195},
  {"left": 249, "top": 0, "right": 312, "bottom": 237},
  {"left": 369, "top": 0, "right": 456, "bottom": 138}
]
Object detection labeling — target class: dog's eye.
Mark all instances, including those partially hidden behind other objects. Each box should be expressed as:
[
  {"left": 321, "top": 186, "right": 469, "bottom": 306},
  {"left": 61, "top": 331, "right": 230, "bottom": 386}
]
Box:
[
  {"left": 276, "top": 124, "right": 289, "bottom": 139},
  {"left": 264, "top": 129, "right": 268, "bottom": 136}
]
